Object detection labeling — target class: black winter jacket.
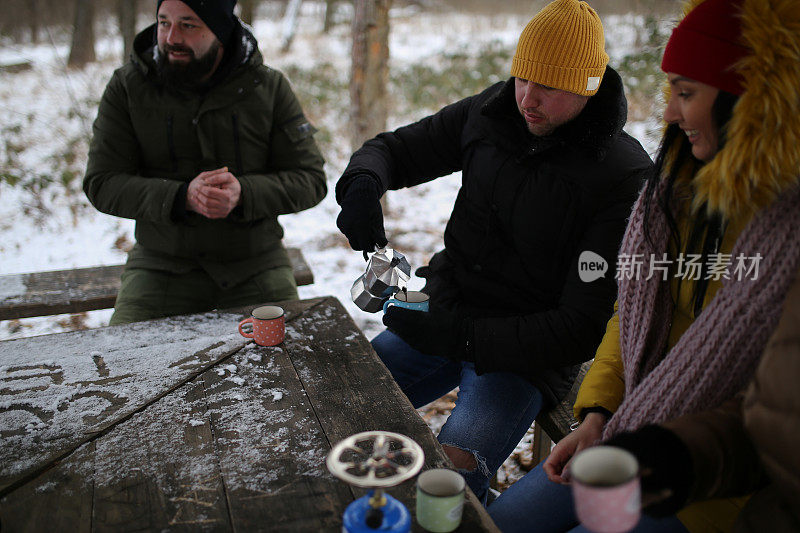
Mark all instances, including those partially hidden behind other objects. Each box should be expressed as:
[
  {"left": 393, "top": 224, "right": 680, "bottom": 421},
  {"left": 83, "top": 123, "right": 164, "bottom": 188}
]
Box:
[{"left": 338, "top": 69, "right": 652, "bottom": 406}]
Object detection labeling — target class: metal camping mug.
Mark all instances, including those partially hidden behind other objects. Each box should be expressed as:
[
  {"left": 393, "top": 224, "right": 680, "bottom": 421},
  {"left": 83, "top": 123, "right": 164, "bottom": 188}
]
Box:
[
  {"left": 570, "top": 446, "right": 641, "bottom": 533},
  {"left": 383, "top": 290, "right": 430, "bottom": 312},
  {"left": 415, "top": 469, "right": 465, "bottom": 532},
  {"left": 238, "top": 305, "right": 285, "bottom": 347}
]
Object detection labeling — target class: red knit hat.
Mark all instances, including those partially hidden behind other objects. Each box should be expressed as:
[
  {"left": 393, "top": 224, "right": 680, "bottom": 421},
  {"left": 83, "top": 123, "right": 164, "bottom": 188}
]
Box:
[{"left": 661, "top": 0, "right": 749, "bottom": 95}]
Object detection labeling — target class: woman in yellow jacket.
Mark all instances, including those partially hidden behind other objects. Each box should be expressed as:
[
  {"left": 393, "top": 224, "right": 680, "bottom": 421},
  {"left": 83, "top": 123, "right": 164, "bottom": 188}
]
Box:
[{"left": 489, "top": 0, "right": 800, "bottom": 531}]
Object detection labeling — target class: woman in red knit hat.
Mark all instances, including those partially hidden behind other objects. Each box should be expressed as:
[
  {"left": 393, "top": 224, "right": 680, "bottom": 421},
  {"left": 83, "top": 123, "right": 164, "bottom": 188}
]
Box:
[{"left": 489, "top": 0, "right": 800, "bottom": 531}]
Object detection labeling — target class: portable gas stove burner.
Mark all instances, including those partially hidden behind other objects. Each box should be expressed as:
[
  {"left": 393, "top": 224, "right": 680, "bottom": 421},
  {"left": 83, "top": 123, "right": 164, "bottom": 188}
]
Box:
[{"left": 327, "top": 431, "right": 425, "bottom": 532}]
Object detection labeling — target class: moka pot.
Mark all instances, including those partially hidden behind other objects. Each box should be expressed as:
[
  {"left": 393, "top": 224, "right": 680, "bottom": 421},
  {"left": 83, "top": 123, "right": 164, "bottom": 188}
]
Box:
[{"left": 350, "top": 247, "right": 411, "bottom": 313}]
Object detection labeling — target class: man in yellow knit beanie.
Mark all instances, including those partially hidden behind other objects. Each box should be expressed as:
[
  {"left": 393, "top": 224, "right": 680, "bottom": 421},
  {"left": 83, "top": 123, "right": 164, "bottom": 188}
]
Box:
[{"left": 335, "top": 0, "right": 652, "bottom": 505}]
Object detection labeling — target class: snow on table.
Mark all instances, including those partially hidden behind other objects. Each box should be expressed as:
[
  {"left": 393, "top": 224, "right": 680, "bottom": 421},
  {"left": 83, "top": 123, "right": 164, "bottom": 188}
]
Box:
[{"left": 0, "top": 297, "right": 499, "bottom": 531}]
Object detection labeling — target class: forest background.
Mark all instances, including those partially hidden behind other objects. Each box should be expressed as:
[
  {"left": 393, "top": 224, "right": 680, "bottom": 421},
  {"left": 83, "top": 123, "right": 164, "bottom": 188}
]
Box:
[{"left": 0, "top": 0, "right": 681, "bottom": 488}]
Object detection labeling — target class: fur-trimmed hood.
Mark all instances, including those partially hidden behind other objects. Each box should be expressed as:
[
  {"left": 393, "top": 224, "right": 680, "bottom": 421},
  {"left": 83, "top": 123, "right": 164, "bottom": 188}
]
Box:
[{"left": 674, "top": 0, "right": 800, "bottom": 219}]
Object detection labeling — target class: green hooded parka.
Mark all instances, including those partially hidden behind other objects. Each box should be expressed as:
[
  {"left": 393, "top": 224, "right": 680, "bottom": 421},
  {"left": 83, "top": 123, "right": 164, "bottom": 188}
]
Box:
[{"left": 84, "top": 22, "right": 326, "bottom": 289}]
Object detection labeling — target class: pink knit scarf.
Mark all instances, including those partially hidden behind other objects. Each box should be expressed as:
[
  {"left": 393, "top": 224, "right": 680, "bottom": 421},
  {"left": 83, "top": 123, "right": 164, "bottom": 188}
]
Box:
[{"left": 603, "top": 181, "right": 800, "bottom": 438}]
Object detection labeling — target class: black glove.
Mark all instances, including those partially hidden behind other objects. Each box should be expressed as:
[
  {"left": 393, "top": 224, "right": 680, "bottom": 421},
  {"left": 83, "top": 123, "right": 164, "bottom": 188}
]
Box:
[
  {"left": 604, "top": 425, "right": 694, "bottom": 517},
  {"left": 336, "top": 175, "right": 388, "bottom": 252},
  {"left": 383, "top": 306, "right": 474, "bottom": 361}
]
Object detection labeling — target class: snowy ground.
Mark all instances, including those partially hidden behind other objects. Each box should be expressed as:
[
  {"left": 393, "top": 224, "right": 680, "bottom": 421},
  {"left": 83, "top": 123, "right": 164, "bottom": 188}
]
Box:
[
  {"left": 0, "top": 1, "right": 666, "bottom": 489},
  {"left": 0, "top": 2, "right": 663, "bottom": 340}
]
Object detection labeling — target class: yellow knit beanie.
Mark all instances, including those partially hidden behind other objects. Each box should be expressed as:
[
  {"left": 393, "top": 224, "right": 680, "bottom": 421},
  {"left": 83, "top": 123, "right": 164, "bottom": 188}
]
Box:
[{"left": 511, "top": 0, "right": 609, "bottom": 96}]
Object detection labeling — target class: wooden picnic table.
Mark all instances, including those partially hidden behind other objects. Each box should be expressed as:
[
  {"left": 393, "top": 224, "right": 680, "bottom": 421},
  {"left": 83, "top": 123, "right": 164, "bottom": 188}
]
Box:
[{"left": 0, "top": 296, "right": 499, "bottom": 532}]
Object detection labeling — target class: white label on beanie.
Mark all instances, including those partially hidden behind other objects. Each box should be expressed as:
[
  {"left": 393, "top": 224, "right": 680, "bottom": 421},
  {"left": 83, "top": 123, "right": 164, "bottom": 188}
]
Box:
[{"left": 586, "top": 77, "right": 601, "bottom": 91}]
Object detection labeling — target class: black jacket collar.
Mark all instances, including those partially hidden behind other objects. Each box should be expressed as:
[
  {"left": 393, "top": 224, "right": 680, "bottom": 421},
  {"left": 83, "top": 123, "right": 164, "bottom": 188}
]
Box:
[{"left": 482, "top": 66, "right": 629, "bottom": 161}]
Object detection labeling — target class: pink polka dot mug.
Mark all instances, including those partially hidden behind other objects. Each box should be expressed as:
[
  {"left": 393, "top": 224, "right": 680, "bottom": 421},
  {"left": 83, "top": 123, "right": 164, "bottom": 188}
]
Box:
[{"left": 238, "top": 305, "right": 285, "bottom": 347}]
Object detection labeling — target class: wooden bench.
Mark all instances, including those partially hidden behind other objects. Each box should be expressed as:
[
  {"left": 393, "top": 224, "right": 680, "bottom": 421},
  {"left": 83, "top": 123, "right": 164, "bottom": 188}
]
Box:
[
  {"left": 0, "top": 247, "right": 313, "bottom": 321},
  {"left": 0, "top": 61, "right": 32, "bottom": 74},
  {"left": 530, "top": 360, "right": 592, "bottom": 464}
]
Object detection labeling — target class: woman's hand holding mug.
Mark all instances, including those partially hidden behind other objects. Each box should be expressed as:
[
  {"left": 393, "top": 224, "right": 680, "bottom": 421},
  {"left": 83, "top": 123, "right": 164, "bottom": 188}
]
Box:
[{"left": 544, "top": 412, "right": 607, "bottom": 484}]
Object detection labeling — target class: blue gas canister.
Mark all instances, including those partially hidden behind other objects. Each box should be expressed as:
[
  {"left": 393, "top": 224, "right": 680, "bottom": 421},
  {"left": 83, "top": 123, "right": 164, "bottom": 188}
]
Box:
[{"left": 342, "top": 491, "right": 411, "bottom": 532}]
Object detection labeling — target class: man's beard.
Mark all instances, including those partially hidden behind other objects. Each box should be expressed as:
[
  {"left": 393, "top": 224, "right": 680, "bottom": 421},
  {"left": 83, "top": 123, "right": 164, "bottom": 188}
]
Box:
[{"left": 156, "top": 41, "right": 221, "bottom": 89}]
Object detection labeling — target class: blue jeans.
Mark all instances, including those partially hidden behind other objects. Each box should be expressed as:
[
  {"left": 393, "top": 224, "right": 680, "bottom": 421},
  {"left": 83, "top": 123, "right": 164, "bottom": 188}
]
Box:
[
  {"left": 488, "top": 463, "right": 689, "bottom": 532},
  {"left": 372, "top": 329, "right": 544, "bottom": 504}
]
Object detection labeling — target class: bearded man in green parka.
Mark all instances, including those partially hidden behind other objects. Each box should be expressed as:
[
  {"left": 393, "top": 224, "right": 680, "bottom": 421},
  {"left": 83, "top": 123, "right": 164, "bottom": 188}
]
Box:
[{"left": 83, "top": 0, "right": 326, "bottom": 325}]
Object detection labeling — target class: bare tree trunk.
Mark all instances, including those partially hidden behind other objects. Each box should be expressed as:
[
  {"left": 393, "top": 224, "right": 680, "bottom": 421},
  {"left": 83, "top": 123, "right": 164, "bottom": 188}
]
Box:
[
  {"left": 323, "top": 0, "right": 337, "bottom": 33},
  {"left": 28, "top": 0, "right": 40, "bottom": 44},
  {"left": 280, "top": 0, "right": 303, "bottom": 52},
  {"left": 349, "top": 0, "right": 390, "bottom": 151},
  {"left": 67, "top": 0, "right": 96, "bottom": 68},
  {"left": 118, "top": 0, "right": 138, "bottom": 63},
  {"left": 239, "top": 0, "right": 257, "bottom": 26}
]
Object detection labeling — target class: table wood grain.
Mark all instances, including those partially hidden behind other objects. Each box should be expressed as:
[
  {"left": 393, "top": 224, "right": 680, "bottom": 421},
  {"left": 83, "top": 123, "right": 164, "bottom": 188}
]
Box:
[{"left": 0, "top": 296, "right": 498, "bottom": 532}]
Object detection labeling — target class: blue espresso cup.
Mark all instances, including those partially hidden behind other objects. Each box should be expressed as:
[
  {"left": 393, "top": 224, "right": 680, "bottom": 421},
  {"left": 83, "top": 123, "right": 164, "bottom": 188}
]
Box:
[{"left": 383, "top": 290, "right": 430, "bottom": 312}]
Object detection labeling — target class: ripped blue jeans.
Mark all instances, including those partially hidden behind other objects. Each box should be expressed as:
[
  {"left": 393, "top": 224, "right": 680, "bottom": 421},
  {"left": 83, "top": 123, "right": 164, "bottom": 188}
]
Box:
[{"left": 372, "top": 329, "right": 544, "bottom": 504}]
